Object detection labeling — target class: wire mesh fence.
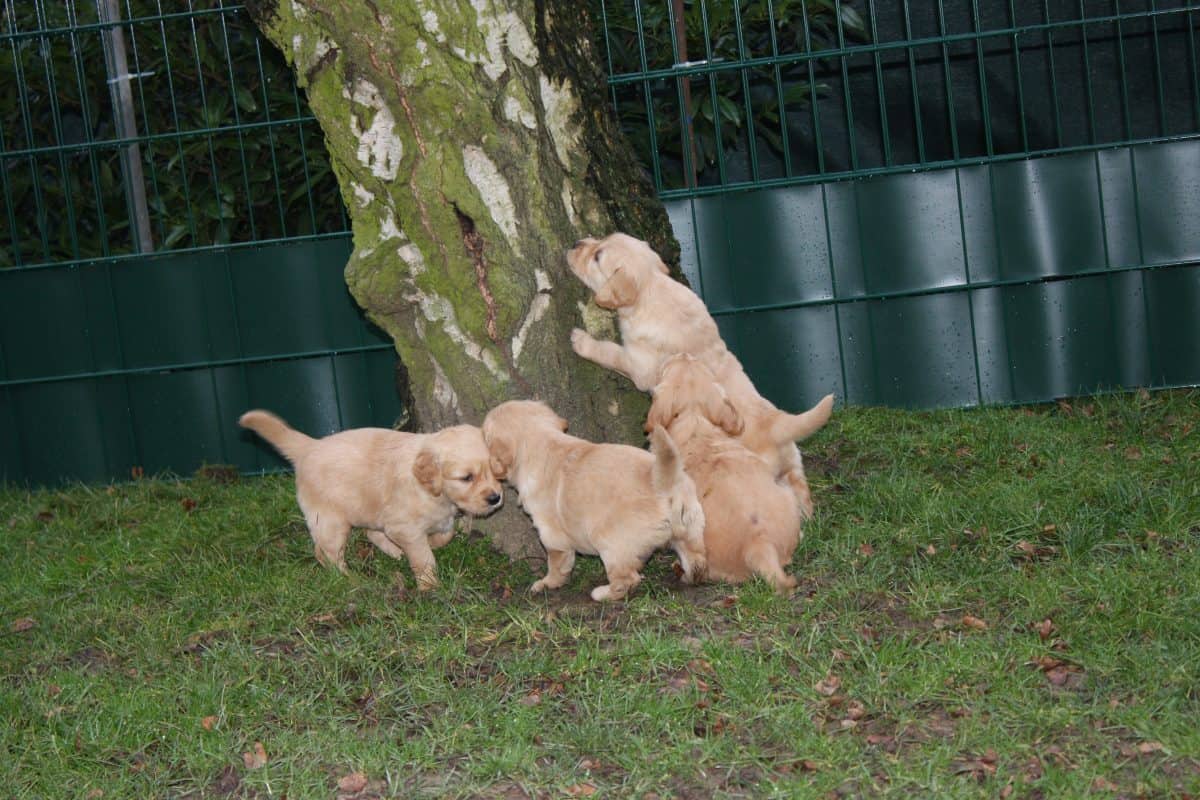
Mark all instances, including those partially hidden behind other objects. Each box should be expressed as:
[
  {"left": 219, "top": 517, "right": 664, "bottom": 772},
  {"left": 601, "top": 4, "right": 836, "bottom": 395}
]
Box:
[
  {"left": 0, "top": 0, "right": 347, "bottom": 270},
  {"left": 599, "top": 0, "right": 1200, "bottom": 198}
]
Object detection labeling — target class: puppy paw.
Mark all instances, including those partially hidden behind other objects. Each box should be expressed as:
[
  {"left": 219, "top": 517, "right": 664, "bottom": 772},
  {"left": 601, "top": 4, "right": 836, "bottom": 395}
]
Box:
[
  {"left": 570, "top": 328, "right": 595, "bottom": 357},
  {"left": 775, "top": 574, "right": 799, "bottom": 597},
  {"left": 415, "top": 572, "right": 439, "bottom": 592},
  {"left": 529, "top": 579, "right": 548, "bottom": 594}
]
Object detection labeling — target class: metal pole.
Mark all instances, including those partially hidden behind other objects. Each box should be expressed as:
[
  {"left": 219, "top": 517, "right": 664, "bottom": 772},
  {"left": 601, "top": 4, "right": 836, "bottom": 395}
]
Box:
[{"left": 97, "top": 0, "right": 154, "bottom": 254}]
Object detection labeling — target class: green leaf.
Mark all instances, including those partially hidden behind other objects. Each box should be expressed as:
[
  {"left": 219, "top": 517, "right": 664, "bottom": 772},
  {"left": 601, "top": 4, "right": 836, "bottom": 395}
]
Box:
[{"left": 234, "top": 86, "right": 258, "bottom": 114}]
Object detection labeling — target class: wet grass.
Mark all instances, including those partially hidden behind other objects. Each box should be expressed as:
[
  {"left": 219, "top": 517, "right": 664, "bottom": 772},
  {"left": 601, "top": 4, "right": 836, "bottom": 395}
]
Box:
[{"left": 2, "top": 389, "right": 1198, "bottom": 798}]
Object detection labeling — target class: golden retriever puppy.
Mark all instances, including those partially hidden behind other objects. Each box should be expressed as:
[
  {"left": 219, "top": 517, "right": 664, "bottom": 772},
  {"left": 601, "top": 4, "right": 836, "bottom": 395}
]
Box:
[
  {"left": 239, "top": 410, "right": 503, "bottom": 589},
  {"left": 645, "top": 355, "right": 832, "bottom": 594},
  {"left": 481, "top": 400, "right": 706, "bottom": 601},
  {"left": 566, "top": 233, "right": 835, "bottom": 517}
]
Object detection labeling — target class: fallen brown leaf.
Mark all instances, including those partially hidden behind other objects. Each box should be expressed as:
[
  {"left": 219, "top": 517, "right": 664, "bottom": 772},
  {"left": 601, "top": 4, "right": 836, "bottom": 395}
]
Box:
[
  {"left": 200, "top": 715, "right": 217, "bottom": 731},
  {"left": 858, "top": 542, "right": 875, "bottom": 557},
  {"left": 10, "top": 617, "right": 35, "bottom": 633},
  {"left": 814, "top": 673, "right": 841, "bottom": 696},
  {"left": 564, "top": 782, "right": 598, "bottom": 796},
  {"left": 961, "top": 614, "right": 989, "bottom": 631},
  {"left": 1137, "top": 741, "right": 1165, "bottom": 755},
  {"left": 1035, "top": 618, "right": 1055, "bottom": 641},
  {"left": 519, "top": 690, "right": 542, "bottom": 706},
  {"left": 337, "top": 771, "right": 369, "bottom": 793},
  {"left": 242, "top": 741, "right": 267, "bottom": 769},
  {"left": 1091, "top": 776, "right": 1119, "bottom": 792},
  {"left": 180, "top": 497, "right": 197, "bottom": 512}
]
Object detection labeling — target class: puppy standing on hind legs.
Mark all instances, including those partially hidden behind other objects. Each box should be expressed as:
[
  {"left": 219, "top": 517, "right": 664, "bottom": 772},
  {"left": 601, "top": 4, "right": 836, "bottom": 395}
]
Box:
[
  {"left": 238, "top": 410, "right": 504, "bottom": 590},
  {"left": 482, "top": 400, "right": 706, "bottom": 602},
  {"left": 565, "top": 233, "right": 834, "bottom": 518}
]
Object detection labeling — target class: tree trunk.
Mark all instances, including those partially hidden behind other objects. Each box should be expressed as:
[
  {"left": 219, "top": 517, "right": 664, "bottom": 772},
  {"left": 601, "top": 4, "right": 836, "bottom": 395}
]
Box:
[{"left": 248, "top": 0, "right": 678, "bottom": 558}]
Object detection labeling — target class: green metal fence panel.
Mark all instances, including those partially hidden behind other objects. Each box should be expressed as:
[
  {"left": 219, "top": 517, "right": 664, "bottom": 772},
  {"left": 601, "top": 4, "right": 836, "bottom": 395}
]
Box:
[
  {"left": 608, "top": 0, "right": 1200, "bottom": 411},
  {"left": 666, "top": 138, "right": 1200, "bottom": 411},
  {"left": 0, "top": 237, "right": 400, "bottom": 486},
  {"left": 0, "top": 3, "right": 398, "bottom": 486}
]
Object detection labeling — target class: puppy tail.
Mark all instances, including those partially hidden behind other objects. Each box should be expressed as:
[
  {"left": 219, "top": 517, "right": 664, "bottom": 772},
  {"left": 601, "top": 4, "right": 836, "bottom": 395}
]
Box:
[
  {"left": 238, "top": 409, "right": 314, "bottom": 464},
  {"left": 649, "top": 425, "right": 707, "bottom": 582},
  {"left": 769, "top": 393, "right": 835, "bottom": 444}
]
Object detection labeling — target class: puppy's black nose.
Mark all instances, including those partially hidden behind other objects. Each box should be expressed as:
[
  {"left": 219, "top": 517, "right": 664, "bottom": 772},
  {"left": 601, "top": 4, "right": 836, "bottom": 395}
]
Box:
[{"left": 487, "top": 492, "right": 502, "bottom": 506}]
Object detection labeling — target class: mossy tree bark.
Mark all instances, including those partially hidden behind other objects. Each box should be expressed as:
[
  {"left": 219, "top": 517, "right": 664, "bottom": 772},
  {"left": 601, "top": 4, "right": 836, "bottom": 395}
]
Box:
[{"left": 249, "top": 0, "right": 678, "bottom": 557}]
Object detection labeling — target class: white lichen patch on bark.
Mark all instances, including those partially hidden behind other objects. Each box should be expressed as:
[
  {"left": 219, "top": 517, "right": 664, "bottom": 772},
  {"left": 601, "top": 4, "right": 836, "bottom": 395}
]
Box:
[
  {"left": 405, "top": 289, "right": 509, "bottom": 383},
  {"left": 511, "top": 269, "right": 553, "bottom": 364},
  {"left": 352, "top": 182, "right": 375, "bottom": 207},
  {"left": 462, "top": 145, "right": 520, "bottom": 253},
  {"left": 397, "top": 242, "right": 427, "bottom": 276},
  {"left": 345, "top": 79, "right": 402, "bottom": 181},
  {"left": 539, "top": 74, "right": 583, "bottom": 169},
  {"left": 379, "top": 210, "right": 403, "bottom": 241},
  {"left": 430, "top": 357, "right": 461, "bottom": 412},
  {"left": 414, "top": 0, "right": 447, "bottom": 43},
  {"left": 503, "top": 92, "right": 537, "bottom": 130},
  {"left": 561, "top": 180, "right": 580, "bottom": 228},
  {"left": 455, "top": 2, "right": 538, "bottom": 81}
]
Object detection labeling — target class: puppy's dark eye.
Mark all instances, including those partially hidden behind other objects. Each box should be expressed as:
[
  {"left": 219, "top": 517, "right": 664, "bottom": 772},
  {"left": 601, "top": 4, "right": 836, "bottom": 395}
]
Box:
[
  {"left": 593, "top": 248, "right": 603, "bottom": 263},
  {"left": 459, "top": 474, "right": 474, "bottom": 483}
]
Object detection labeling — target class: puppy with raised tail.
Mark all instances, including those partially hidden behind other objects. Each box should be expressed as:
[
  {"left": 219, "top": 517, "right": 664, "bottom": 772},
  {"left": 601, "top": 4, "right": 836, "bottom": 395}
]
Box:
[
  {"left": 646, "top": 354, "right": 832, "bottom": 594},
  {"left": 566, "top": 232, "right": 834, "bottom": 518},
  {"left": 239, "top": 410, "right": 503, "bottom": 589},
  {"left": 482, "top": 400, "right": 706, "bottom": 601}
]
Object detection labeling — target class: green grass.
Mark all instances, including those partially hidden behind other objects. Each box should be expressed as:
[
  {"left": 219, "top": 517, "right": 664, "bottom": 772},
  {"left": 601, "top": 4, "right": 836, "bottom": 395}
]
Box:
[{"left": 3, "top": 390, "right": 1199, "bottom": 799}]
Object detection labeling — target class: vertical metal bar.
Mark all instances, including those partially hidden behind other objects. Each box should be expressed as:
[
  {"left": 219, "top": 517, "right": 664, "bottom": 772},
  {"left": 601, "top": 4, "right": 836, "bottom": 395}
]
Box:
[
  {"left": 1041, "top": 0, "right": 1063, "bottom": 148},
  {"left": 764, "top": 0, "right": 794, "bottom": 178},
  {"left": 155, "top": 0, "right": 199, "bottom": 247},
  {"left": 1187, "top": 3, "right": 1200, "bottom": 131},
  {"left": 936, "top": 0, "right": 961, "bottom": 160},
  {"left": 730, "top": 0, "right": 760, "bottom": 183},
  {"left": 1113, "top": 0, "right": 1133, "bottom": 140},
  {"left": 697, "top": 0, "right": 728, "bottom": 186},
  {"left": 97, "top": 0, "right": 154, "bottom": 253},
  {"left": 254, "top": 36, "right": 288, "bottom": 237},
  {"left": 215, "top": 0, "right": 258, "bottom": 242},
  {"left": 38, "top": 0, "right": 84, "bottom": 261},
  {"left": 187, "top": 0, "right": 228, "bottom": 245},
  {"left": 64, "top": 0, "right": 113, "bottom": 258},
  {"left": 1147, "top": 0, "right": 1167, "bottom": 136},
  {"left": 868, "top": 0, "right": 893, "bottom": 166},
  {"left": 970, "top": 0, "right": 995, "bottom": 156},
  {"left": 1007, "top": 0, "right": 1030, "bottom": 152},
  {"left": 631, "top": 0, "right": 665, "bottom": 193},
  {"left": 1078, "top": 0, "right": 1097, "bottom": 144},
  {"left": 8, "top": 0, "right": 55, "bottom": 263},
  {"left": 666, "top": 0, "right": 698, "bottom": 189},
  {"left": 901, "top": 0, "right": 927, "bottom": 163},
  {"left": 0, "top": 121, "right": 21, "bottom": 266},
  {"left": 123, "top": 0, "right": 168, "bottom": 246},
  {"left": 290, "top": 79, "right": 321, "bottom": 235},
  {"left": 798, "top": 0, "right": 827, "bottom": 174},
  {"left": 832, "top": 0, "right": 859, "bottom": 170}
]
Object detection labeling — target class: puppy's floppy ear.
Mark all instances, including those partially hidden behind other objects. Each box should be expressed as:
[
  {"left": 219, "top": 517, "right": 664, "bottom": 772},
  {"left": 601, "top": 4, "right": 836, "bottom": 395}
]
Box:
[
  {"left": 704, "top": 393, "right": 744, "bottom": 437},
  {"left": 593, "top": 266, "right": 638, "bottom": 309},
  {"left": 487, "top": 435, "right": 514, "bottom": 479},
  {"left": 413, "top": 448, "right": 442, "bottom": 496},
  {"left": 651, "top": 253, "right": 670, "bottom": 275},
  {"left": 644, "top": 382, "right": 681, "bottom": 433}
]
